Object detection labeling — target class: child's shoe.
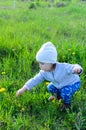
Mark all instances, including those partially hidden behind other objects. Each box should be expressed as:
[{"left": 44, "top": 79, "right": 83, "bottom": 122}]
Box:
[
  {"left": 48, "top": 95, "right": 62, "bottom": 101},
  {"left": 48, "top": 95, "right": 56, "bottom": 101},
  {"left": 57, "top": 96, "right": 62, "bottom": 100},
  {"left": 61, "top": 103, "right": 70, "bottom": 111}
]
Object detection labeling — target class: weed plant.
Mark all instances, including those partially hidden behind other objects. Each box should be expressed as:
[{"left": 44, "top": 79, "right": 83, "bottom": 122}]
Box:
[{"left": 0, "top": 0, "right": 86, "bottom": 129}]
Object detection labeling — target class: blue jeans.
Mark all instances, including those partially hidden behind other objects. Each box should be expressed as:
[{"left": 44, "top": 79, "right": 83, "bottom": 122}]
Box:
[{"left": 47, "top": 82, "right": 80, "bottom": 104}]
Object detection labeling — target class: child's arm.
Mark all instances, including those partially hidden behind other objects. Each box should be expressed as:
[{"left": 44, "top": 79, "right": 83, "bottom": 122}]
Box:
[
  {"left": 16, "top": 85, "right": 29, "bottom": 97},
  {"left": 72, "top": 64, "right": 83, "bottom": 75},
  {"left": 16, "top": 71, "right": 45, "bottom": 97}
]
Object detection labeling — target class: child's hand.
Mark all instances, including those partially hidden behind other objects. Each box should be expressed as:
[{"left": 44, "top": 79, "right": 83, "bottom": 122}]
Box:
[
  {"left": 72, "top": 67, "right": 82, "bottom": 74},
  {"left": 16, "top": 88, "right": 26, "bottom": 97}
]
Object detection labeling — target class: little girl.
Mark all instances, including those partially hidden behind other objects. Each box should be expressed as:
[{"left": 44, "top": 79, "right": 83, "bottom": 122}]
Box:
[{"left": 16, "top": 42, "right": 83, "bottom": 110}]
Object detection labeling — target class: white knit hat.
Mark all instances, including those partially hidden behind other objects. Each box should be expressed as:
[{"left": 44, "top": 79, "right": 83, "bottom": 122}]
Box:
[{"left": 36, "top": 42, "right": 57, "bottom": 63}]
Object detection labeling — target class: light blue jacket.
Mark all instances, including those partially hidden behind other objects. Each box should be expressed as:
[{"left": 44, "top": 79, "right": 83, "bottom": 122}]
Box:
[{"left": 23, "top": 62, "right": 82, "bottom": 90}]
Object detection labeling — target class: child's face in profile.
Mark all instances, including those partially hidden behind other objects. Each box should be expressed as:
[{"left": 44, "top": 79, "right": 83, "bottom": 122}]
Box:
[{"left": 39, "top": 62, "right": 54, "bottom": 71}]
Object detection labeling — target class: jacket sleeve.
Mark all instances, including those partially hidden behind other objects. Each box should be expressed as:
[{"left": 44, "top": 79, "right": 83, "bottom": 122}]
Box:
[
  {"left": 65, "top": 63, "right": 83, "bottom": 74},
  {"left": 23, "top": 71, "right": 45, "bottom": 90},
  {"left": 72, "top": 64, "right": 83, "bottom": 75}
]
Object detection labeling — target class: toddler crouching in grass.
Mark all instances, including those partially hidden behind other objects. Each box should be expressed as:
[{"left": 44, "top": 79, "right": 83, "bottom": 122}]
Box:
[{"left": 16, "top": 42, "right": 83, "bottom": 111}]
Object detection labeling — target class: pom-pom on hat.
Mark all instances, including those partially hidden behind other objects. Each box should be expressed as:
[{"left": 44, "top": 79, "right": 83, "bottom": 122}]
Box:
[{"left": 36, "top": 42, "right": 57, "bottom": 63}]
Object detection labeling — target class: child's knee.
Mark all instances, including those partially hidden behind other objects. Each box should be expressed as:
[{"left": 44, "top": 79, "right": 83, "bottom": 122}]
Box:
[
  {"left": 47, "top": 85, "right": 53, "bottom": 93},
  {"left": 47, "top": 84, "right": 57, "bottom": 94}
]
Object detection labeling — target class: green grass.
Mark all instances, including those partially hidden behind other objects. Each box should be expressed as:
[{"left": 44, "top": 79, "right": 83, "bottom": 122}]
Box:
[{"left": 0, "top": 0, "right": 86, "bottom": 129}]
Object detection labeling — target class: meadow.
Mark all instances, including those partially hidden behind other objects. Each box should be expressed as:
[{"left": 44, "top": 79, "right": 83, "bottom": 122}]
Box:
[{"left": 0, "top": 0, "right": 86, "bottom": 129}]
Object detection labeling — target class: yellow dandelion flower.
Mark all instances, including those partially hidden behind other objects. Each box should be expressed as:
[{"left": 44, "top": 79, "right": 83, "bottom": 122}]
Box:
[
  {"left": 18, "top": 103, "right": 21, "bottom": 107},
  {"left": 62, "top": 55, "right": 65, "bottom": 59},
  {"left": 0, "top": 87, "right": 6, "bottom": 92},
  {"left": 45, "top": 82, "right": 50, "bottom": 85},
  {"left": 21, "top": 107, "right": 25, "bottom": 112},
  {"left": 1, "top": 71, "right": 6, "bottom": 75},
  {"left": 68, "top": 49, "right": 71, "bottom": 51},
  {"left": 72, "top": 52, "right": 75, "bottom": 55}
]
